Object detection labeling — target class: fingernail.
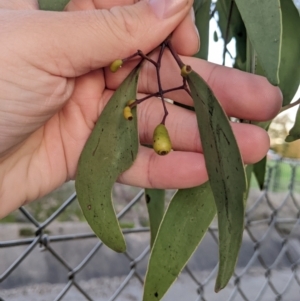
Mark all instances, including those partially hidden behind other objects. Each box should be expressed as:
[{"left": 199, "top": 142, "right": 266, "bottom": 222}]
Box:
[
  {"left": 190, "top": 7, "right": 200, "bottom": 52},
  {"left": 194, "top": 24, "right": 200, "bottom": 53},
  {"left": 190, "top": 7, "right": 195, "bottom": 23},
  {"left": 185, "top": 7, "right": 199, "bottom": 53},
  {"left": 148, "top": 0, "right": 188, "bottom": 19}
]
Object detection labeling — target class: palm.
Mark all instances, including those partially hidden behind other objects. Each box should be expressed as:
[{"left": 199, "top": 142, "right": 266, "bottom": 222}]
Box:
[
  {"left": 42, "top": 70, "right": 108, "bottom": 180},
  {"left": 0, "top": 0, "right": 128, "bottom": 213}
]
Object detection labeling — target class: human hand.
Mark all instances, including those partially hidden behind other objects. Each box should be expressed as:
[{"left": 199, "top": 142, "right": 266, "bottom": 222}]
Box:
[{"left": 0, "top": 0, "right": 282, "bottom": 218}]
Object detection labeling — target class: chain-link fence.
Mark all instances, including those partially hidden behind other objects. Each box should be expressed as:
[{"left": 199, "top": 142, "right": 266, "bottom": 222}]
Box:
[{"left": 1, "top": 158, "right": 300, "bottom": 301}]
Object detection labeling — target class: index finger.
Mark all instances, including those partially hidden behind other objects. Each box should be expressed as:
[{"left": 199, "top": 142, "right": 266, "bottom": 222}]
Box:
[{"left": 106, "top": 53, "right": 282, "bottom": 121}]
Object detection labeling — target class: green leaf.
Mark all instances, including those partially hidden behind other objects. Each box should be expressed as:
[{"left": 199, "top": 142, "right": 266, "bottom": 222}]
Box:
[
  {"left": 38, "top": 0, "right": 70, "bottom": 11},
  {"left": 253, "top": 156, "right": 267, "bottom": 190},
  {"left": 193, "top": 0, "right": 206, "bottom": 11},
  {"left": 286, "top": 105, "right": 300, "bottom": 142},
  {"left": 187, "top": 71, "right": 247, "bottom": 292},
  {"left": 234, "top": 25, "right": 247, "bottom": 71},
  {"left": 75, "top": 67, "right": 140, "bottom": 253},
  {"left": 278, "top": 0, "right": 300, "bottom": 105},
  {"left": 215, "top": 0, "right": 247, "bottom": 70},
  {"left": 194, "top": 0, "right": 212, "bottom": 60},
  {"left": 143, "top": 183, "right": 216, "bottom": 301},
  {"left": 215, "top": 0, "right": 233, "bottom": 42},
  {"left": 145, "top": 189, "right": 165, "bottom": 248},
  {"left": 216, "top": 0, "right": 246, "bottom": 45},
  {"left": 254, "top": 0, "right": 300, "bottom": 105},
  {"left": 235, "top": 0, "right": 282, "bottom": 85},
  {"left": 213, "top": 30, "right": 219, "bottom": 42},
  {"left": 245, "top": 164, "right": 253, "bottom": 201}
]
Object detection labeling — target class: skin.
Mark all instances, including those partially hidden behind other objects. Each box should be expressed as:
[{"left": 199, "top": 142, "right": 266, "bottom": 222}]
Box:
[{"left": 0, "top": 0, "right": 282, "bottom": 218}]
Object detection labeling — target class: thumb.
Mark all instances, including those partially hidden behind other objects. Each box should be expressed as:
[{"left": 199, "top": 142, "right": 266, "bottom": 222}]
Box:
[{"left": 6, "top": 0, "right": 193, "bottom": 76}]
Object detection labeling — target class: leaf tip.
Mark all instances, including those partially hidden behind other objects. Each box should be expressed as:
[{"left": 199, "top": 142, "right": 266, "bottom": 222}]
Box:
[
  {"left": 214, "top": 281, "right": 224, "bottom": 293},
  {"left": 285, "top": 135, "right": 295, "bottom": 143},
  {"left": 267, "top": 73, "right": 280, "bottom": 86},
  {"left": 215, "top": 271, "right": 231, "bottom": 293},
  {"left": 111, "top": 239, "right": 127, "bottom": 253}
]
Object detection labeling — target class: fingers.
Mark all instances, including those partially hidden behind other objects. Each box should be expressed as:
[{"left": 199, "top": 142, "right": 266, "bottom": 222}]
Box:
[
  {"left": 0, "top": 0, "right": 36, "bottom": 9},
  {"left": 2, "top": 0, "right": 193, "bottom": 76},
  {"left": 66, "top": 0, "right": 137, "bottom": 11},
  {"left": 170, "top": 8, "right": 199, "bottom": 56},
  {"left": 136, "top": 97, "right": 270, "bottom": 163},
  {"left": 106, "top": 54, "right": 282, "bottom": 121},
  {"left": 118, "top": 147, "right": 208, "bottom": 189},
  {"left": 118, "top": 116, "right": 268, "bottom": 189},
  {"left": 65, "top": 0, "right": 96, "bottom": 10},
  {"left": 118, "top": 99, "right": 270, "bottom": 189},
  {"left": 173, "top": 57, "right": 282, "bottom": 120},
  {"left": 84, "top": 0, "right": 139, "bottom": 9}
]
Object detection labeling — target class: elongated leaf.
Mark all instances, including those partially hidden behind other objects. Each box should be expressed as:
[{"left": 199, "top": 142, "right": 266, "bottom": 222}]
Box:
[
  {"left": 75, "top": 68, "right": 140, "bottom": 253},
  {"left": 286, "top": 105, "right": 300, "bottom": 142},
  {"left": 216, "top": 0, "right": 247, "bottom": 70},
  {"left": 235, "top": 0, "right": 282, "bottom": 85},
  {"left": 143, "top": 183, "right": 216, "bottom": 301},
  {"left": 278, "top": 0, "right": 300, "bottom": 105},
  {"left": 253, "top": 156, "right": 267, "bottom": 190},
  {"left": 38, "top": 0, "right": 70, "bottom": 11},
  {"left": 250, "top": 120, "right": 273, "bottom": 200},
  {"left": 194, "top": 0, "right": 211, "bottom": 60},
  {"left": 216, "top": 0, "right": 246, "bottom": 50},
  {"left": 187, "top": 71, "right": 246, "bottom": 292},
  {"left": 234, "top": 25, "right": 247, "bottom": 71},
  {"left": 255, "top": 0, "right": 300, "bottom": 105},
  {"left": 216, "top": 0, "right": 234, "bottom": 42},
  {"left": 193, "top": 0, "right": 206, "bottom": 11},
  {"left": 245, "top": 164, "right": 253, "bottom": 201},
  {"left": 145, "top": 189, "right": 165, "bottom": 248}
]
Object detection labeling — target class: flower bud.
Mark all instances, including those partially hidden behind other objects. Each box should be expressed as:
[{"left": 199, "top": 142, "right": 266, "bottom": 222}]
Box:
[
  {"left": 153, "top": 124, "right": 172, "bottom": 155},
  {"left": 123, "top": 106, "right": 133, "bottom": 120},
  {"left": 180, "top": 65, "right": 192, "bottom": 77},
  {"left": 110, "top": 59, "right": 123, "bottom": 72}
]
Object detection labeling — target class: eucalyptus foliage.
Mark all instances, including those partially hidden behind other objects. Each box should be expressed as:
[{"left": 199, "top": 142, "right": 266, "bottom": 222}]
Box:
[{"left": 40, "top": 0, "right": 300, "bottom": 299}]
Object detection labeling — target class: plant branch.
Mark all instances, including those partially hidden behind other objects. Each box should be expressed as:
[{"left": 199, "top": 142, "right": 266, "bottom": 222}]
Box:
[
  {"left": 116, "top": 38, "right": 194, "bottom": 124},
  {"left": 210, "top": 6, "right": 217, "bottom": 19},
  {"left": 280, "top": 98, "right": 300, "bottom": 113},
  {"left": 222, "top": 0, "right": 234, "bottom": 66},
  {"left": 155, "top": 43, "right": 169, "bottom": 125},
  {"left": 137, "top": 50, "right": 158, "bottom": 67},
  {"left": 166, "top": 40, "right": 185, "bottom": 69},
  {"left": 130, "top": 85, "right": 188, "bottom": 108}
]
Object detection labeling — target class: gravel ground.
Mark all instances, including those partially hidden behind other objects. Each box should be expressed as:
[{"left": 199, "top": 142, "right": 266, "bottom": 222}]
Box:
[{"left": 1, "top": 269, "right": 300, "bottom": 301}]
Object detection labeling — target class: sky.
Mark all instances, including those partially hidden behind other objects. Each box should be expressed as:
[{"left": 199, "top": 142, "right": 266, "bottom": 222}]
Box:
[{"left": 293, "top": 0, "right": 300, "bottom": 11}]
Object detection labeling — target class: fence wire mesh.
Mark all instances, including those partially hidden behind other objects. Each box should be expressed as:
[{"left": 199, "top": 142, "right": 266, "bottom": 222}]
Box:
[{"left": 1, "top": 158, "right": 300, "bottom": 301}]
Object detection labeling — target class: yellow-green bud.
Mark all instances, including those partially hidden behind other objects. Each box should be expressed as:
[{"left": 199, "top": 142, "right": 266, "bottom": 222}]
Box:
[
  {"left": 123, "top": 106, "right": 133, "bottom": 120},
  {"left": 110, "top": 59, "right": 123, "bottom": 72},
  {"left": 153, "top": 124, "right": 172, "bottom": 156},
  {"left": 180, "top": 65, "right": 192, "bottom": 77},
  {"left": 127, "top": 99, "right": 135, "bottom": 106}
]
